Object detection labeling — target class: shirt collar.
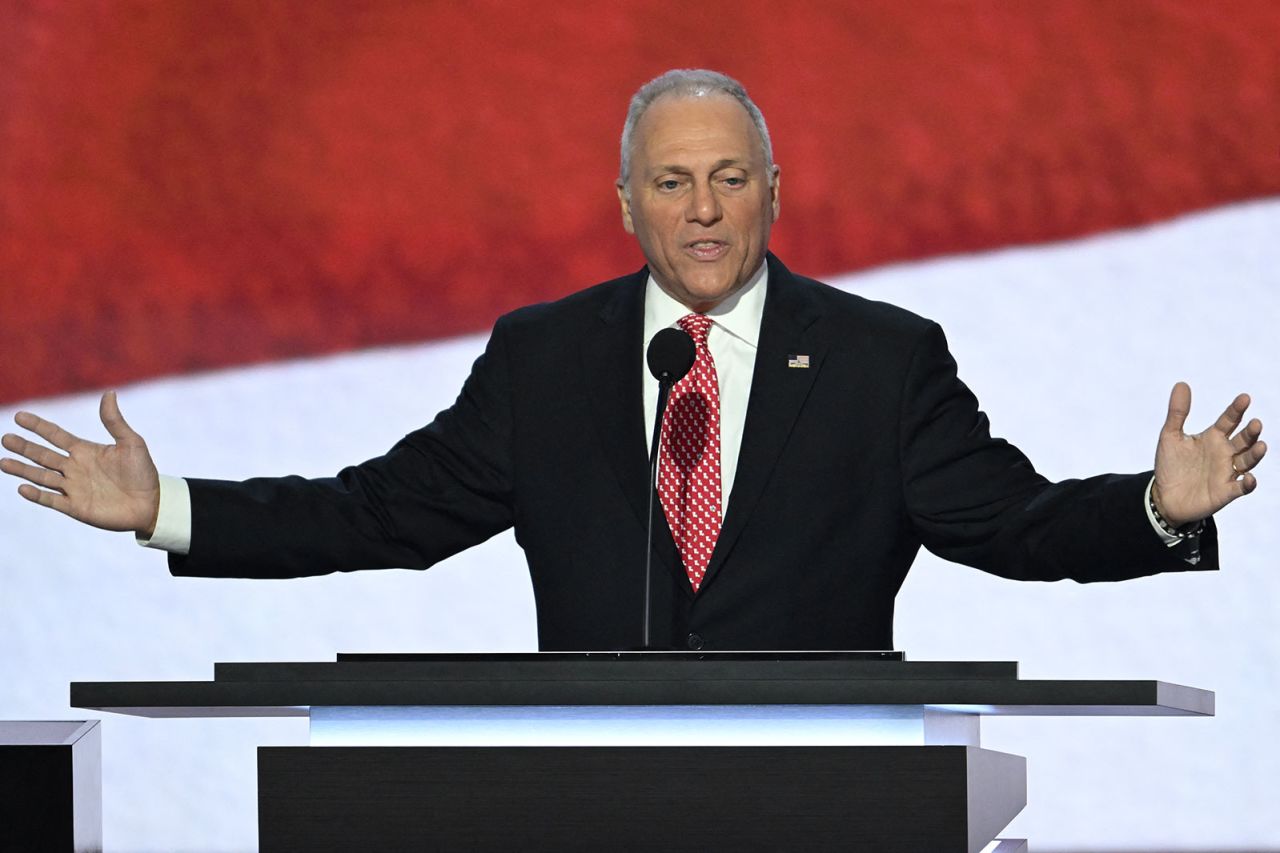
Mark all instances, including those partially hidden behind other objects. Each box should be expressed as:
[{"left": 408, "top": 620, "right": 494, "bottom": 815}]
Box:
[{"left": 642, "top": 261, "right": 768, "bottom": 349}]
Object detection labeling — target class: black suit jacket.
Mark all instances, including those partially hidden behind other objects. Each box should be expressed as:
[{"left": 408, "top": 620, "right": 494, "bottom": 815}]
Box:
[{"left": 171, "top": 254, "right": 1215, "bottom": 650}]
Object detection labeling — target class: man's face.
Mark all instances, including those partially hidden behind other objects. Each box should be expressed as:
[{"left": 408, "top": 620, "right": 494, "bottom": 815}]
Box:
[{"left": 618, "top": 94, "right": 780, "bottom": 312}]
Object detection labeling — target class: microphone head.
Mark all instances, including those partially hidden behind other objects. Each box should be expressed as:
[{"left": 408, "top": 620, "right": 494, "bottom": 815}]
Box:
[{"left": 647, "top": 327, "right": 696, "bottom": 383}]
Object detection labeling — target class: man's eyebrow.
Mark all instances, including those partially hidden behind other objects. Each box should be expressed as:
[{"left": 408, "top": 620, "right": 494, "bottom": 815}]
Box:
[{"left": 651, "top": 158, "right": 748, "bottom": 174}]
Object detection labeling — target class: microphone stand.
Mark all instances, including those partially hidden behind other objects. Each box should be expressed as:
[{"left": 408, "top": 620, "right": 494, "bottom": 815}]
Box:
[
  {"left": 637, "top": 324, "right": 694, "bottom": 651},
  {"left": 643, "top": 377, "right": 675, "bottom": 650}
]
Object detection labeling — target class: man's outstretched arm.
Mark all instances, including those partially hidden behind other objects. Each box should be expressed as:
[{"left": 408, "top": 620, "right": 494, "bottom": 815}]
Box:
[
  {"left": 1, "top": 390, "right": 161, "bottom": 536},
  {"left": 2, "top": 315, "right": 519, "bottom": 580}
]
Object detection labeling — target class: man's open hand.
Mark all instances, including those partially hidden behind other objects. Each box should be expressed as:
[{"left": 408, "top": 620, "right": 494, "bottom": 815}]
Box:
[
  {"left": 0, "top": 391, "right": 161, "bottom": 536},
  {"left": 1153, "top": 382, "right": 1266, "bottom": 528}
]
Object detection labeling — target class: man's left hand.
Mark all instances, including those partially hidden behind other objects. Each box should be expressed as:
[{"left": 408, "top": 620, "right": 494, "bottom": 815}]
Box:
[{"left": 1153, "top": 382, "right": 1266, "bottom": 528}]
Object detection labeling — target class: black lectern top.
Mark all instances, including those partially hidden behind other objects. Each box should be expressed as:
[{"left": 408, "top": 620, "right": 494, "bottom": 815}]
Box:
[{"left": 69, "top": 652, "right": 1213, "bottom": 719}]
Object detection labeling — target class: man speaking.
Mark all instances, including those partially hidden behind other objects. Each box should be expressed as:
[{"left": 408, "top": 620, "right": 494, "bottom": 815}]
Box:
[{"left": 0, "top": 70, "right": 1266, "bottom": 651}]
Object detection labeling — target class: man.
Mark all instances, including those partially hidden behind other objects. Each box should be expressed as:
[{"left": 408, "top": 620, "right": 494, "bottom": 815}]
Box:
[{"left": 0, "top": 70, "right": 1266, "bottom": 651}]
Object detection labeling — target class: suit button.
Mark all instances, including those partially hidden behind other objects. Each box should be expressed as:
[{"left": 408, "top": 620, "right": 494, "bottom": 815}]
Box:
[{"left": 686, "top": 633, "right": 704, "bottom": 650}]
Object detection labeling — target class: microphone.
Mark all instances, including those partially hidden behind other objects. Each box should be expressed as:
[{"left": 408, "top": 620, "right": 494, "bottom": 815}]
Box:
[
  {"left": 647, "top": 327, "right": 697, "bottom": 386},
  {"left": 641, "top": 327, "right": 696, "bottom": 649}
]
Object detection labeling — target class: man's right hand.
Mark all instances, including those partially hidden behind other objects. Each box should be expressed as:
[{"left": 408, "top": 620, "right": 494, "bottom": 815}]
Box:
[{"left": 1, "top": 391, "right": 161, "bottom": 536}]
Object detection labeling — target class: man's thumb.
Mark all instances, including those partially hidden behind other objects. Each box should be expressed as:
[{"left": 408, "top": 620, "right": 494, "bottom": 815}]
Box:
[{"left": 100, "top": 391, "right": 139, "bottom": 442}]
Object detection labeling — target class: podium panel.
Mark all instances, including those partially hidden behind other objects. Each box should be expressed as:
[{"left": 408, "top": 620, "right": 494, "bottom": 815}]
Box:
[
  {"left": 258, "top": 745, "right": 1026, "bottom": 853},
  {"left": 0, "top": 721, "right": 101, "bottom": 853}
]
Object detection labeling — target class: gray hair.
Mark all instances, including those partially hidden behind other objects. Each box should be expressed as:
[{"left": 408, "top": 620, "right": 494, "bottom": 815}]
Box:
[{"left": 618, "top": 69, "right": 773, "bottom": 192}]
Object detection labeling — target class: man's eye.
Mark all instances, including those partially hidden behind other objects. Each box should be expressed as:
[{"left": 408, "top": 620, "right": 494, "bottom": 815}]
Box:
[
  {"left": 658, "top": 179, "right": 681, "bottom": 191},
  {"left": 722, "top": 177, "right": 745, "bottom": 187}
]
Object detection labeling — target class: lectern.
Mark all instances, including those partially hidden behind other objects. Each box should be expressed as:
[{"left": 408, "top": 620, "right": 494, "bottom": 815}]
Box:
[{"left": 71, "top": 653, "right": 1212, "bottom": 852}]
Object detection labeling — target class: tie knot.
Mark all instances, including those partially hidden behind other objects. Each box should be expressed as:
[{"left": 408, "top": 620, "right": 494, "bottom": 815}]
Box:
[{"left": 678, "top": 313, "right": 714, "bottom": 345}]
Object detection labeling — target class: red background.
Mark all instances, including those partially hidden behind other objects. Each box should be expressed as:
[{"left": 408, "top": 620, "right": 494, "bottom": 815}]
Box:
[{"left": 2, "top": 0, "right": 1278, "bottom": 403}]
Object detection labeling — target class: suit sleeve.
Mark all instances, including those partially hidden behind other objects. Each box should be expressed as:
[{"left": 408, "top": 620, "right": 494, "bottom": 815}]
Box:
[
  {"left": 169, "top": 318, "right": 517, "bottom": 579},
  {"left": 899, "top": 322, "right": 1217, "bottom": 582}
]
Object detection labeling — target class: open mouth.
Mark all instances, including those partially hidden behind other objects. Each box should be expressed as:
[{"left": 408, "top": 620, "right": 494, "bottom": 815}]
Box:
[{"left": 686, "top": 240, "right": 728, "bottom": 260}]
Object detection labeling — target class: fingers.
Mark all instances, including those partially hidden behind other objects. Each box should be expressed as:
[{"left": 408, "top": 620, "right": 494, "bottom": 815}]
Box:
[
  {"left": 16, "top": 482, "right": 72, "bottom": 515},
  {"left": 1212, "top": 471, "right": 1259, "bottom": 512},
  {"left": 1162, "top": 382, "right": 1191, "bottom": 436},
  {"left": 0, "top": 457, "right": 66, "bottom": 491},
  {"left": 1230, "top": 418, "right": 1263, "bottom": 453},
  {"left": 1232, "top": 439, "right": 1267, "bottom": 476},
  {"left": 1211, "top": 392, "right": 1251, "bottom": 436},
  {"left": 12, "top": 410, "right": 82, "bottom": 452},
  {"left": 99, "top": 390, "right": 140, "bottom": 442},
  {"left": 1, "top": 432, "right": 69, "bottom": 472}
]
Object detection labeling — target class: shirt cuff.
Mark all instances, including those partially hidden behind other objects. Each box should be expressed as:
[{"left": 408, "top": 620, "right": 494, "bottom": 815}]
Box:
[
  {"left": 1144, "top": 476, "right": 1188, "bottom": 548},
  {"left": 135, "top": 474, "right": 192, "bottom": 555}
]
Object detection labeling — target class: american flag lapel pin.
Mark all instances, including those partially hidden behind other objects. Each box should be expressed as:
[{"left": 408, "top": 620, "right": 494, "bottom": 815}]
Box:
[{"left": 787, "top": 354, "right": 810, "bottom": 368}]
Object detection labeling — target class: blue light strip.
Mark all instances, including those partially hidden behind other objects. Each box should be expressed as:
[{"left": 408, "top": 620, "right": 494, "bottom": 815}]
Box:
[{"left": 309, "top": 704, "right": 974, "bottom": 747}]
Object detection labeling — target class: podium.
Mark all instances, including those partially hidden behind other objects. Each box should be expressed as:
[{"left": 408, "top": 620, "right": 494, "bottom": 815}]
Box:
[
  {"left": 0, "top": 720, "right": 102, "bottom": 853},
  {"left": 71, "top": 653, "right": 1212, "bottom": 852}
]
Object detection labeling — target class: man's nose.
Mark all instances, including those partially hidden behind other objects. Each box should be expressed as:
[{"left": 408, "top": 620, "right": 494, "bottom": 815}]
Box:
[{"left": 685, "top": 181, "right": 722, "bottom": 225}]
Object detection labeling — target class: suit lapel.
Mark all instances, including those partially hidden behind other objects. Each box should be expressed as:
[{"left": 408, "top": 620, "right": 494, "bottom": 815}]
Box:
[
  {"left": 700, "top": 255, "right": 825, "bottom": 591},
  {"left": 580, "top": 270, "right": 689, "bottom": 597}
]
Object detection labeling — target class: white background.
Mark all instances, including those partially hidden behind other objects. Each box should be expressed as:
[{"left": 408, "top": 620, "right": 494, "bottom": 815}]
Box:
[{"left": 2, "top": 199, "right": 1277, "bottom": 851}]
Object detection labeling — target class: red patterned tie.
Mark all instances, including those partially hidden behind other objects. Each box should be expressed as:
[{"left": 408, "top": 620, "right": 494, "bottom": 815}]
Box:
[{"left": 658, "top": 313, "right": 722, "bottom": 592}]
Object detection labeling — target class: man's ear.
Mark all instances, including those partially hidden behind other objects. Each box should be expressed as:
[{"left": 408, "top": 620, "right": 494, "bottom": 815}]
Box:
[
  {"left": 616, "top": 182, "right": 636, "bottom": 234},
  {"left": 770, "top": 164, "right": 781, "bottom": 223}
]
